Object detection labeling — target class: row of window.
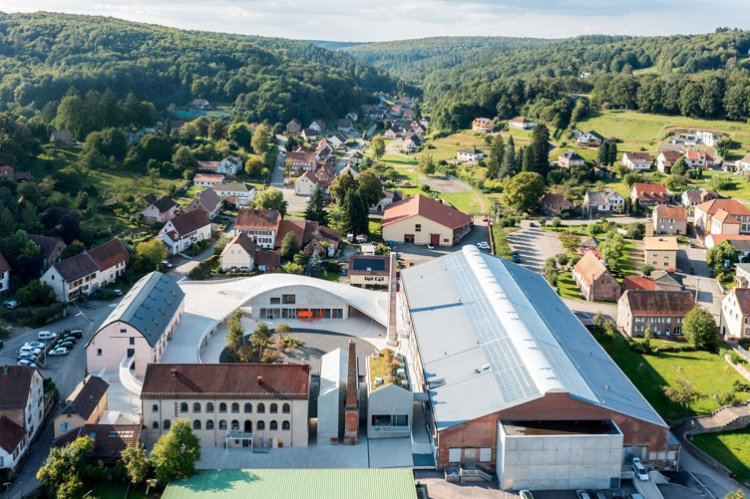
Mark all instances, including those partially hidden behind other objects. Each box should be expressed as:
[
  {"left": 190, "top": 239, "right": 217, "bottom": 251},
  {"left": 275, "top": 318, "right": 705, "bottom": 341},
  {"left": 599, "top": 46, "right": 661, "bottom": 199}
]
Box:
[
  {"left": 153, "top": 419, "right": 290, "bottom": 431},
  {"left": 156, "top": 402, "right": 291, "bottom": 414},
  {"left": 634, "top": 316, "right": 683, "bottom": 324}
]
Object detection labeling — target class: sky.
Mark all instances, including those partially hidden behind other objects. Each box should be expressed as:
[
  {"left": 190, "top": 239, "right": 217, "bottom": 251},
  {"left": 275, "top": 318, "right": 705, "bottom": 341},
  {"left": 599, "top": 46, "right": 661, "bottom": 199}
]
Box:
[{"left": 3, "top": 1, "right": 749, "bottom": 42}]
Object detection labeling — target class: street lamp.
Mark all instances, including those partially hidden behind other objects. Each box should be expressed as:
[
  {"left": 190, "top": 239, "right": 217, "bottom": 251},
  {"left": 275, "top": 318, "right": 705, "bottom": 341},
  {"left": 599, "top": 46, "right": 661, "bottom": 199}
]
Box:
[{"left": 3, "top": 481, "right": 11, "bottom": 499}]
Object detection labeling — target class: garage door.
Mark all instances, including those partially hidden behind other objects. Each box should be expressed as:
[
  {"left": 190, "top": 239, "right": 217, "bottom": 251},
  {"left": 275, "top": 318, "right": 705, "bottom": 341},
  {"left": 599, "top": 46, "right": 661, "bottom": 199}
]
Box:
[
  {"left": 404, "top": 234, "right": 414, "bottom": 243},
  {"left": 430, "top": 234, "right": 440, "bottom": 246}
]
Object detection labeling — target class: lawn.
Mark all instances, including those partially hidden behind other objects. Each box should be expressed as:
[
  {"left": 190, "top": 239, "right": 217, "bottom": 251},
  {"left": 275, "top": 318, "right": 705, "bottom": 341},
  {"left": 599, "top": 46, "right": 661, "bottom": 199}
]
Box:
[
  {"left": 694, "top": 170, "right": 750, "bottom": 203},
  {"left": 557, "top": 271, "right": 581, "bottom": 300},
  {"left": 429, "top": 131, "right": 491, "bottom": 162},
  {"left": 692, "top": 429, "right": 750, "bottom": 483},
  {"left": 594, "top": 327, "right": 750, "bottom": 420},
  {"left": 439, "top": 191, "right": 484, "bottom": 213}
]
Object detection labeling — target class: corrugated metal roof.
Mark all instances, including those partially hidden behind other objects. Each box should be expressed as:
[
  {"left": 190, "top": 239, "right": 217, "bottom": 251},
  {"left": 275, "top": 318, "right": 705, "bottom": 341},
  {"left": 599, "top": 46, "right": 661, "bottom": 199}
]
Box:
[
  {"left": 162, "top": 468, "right": 417, "bottom": 499},
  {"left": 401, "top": 246, "right": 666, "bottom": 430}
]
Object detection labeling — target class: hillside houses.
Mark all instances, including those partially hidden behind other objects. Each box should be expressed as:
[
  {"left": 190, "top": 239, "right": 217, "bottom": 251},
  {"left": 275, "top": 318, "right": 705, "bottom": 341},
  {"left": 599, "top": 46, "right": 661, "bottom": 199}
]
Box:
[
  {"left": 140, "top": 194, "right": 180, "bottom": 224},
  {"left": 576, "top": 130, "right": 604, "bottom": 147},
  {"left": 159, "top": 210, "right": 212, "bottom": 255},
  {"left": 471, "top": 117, "right": 495, "bottom": 133},
  {"left": 622, "top": 152, "right": 653, "bottom": 171},
  {"left": 187, "top": 188, "right": 222, "bottom": 220},
  {"left": 631, "top": 183, "right": 672, "bottom": 206},
  {"left": 197, "top": 156, "right": 243, "bottom": 175},
  {"left": 508, "top": 117, "right": 535, "bottom": 130},
  {"left": 583, "top": 189, "right": 625, "bottom": 216},
  {"left": 213, "top": 182, "right": 256, "bottom": 207},
  {"left": 572, "top": 252, "right": 620, "bottom": 302}
]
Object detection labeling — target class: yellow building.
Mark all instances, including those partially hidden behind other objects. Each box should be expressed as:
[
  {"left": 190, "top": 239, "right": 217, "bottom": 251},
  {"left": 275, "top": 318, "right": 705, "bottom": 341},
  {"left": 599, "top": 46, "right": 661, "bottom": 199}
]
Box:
[
  {"left": 381, "top": 195, "right": 472, "bottom": 247},
  {"left": 643, "top": 236, "right": 678, "bottom": 270}
]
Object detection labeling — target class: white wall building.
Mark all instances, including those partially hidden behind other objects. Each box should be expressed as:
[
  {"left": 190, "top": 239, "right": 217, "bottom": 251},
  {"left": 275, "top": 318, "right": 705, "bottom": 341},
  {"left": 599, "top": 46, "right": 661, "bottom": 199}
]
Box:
[
  {"left": 0, "top": 366, "right": 45, "bottom": 474},
  {"left": 317, "top": 348, "right": 348, "bottom": 445}
]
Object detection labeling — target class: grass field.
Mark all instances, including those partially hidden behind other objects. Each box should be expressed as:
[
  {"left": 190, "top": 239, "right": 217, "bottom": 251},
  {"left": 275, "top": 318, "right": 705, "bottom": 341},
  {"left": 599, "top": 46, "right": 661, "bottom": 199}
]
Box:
[
  {"left": 594, "top": 327, "right": 750, "bottom": 420},
  {"left": 692, "top": 429, "right": 750, "bottom": 483},
  {"left": 429, "top": 131, "right": 490, "bottom": 162},
  {"left": 557, "top": 271, "right": 581, "bottom": 300}
]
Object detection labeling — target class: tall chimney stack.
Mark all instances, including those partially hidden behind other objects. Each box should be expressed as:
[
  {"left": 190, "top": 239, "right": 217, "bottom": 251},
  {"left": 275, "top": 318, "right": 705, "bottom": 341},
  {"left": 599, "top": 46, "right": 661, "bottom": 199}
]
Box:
[{"left": 343, "top": 340, "right": 359, "bottom": 445}]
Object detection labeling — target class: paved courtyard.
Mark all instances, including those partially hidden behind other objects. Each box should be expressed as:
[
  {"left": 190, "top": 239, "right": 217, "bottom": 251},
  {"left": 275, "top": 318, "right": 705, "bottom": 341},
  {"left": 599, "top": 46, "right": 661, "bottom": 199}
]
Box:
[{"left": 506, "top": 221, "right": 564, "bottom": 272}]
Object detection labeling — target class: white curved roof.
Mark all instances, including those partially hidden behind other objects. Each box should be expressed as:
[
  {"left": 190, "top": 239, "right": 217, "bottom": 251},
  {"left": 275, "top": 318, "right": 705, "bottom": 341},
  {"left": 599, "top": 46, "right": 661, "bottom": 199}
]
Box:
[{"left": 179, "top": 274, "right": 389, "bottom": 326}]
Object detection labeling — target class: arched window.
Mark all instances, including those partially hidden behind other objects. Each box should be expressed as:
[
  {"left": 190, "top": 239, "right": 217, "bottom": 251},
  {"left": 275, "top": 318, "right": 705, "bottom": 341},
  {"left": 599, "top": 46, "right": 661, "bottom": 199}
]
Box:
[
  {"left": 244, "top": 403, "right": 253, "bottom": 413},
  {"left": 270, "top": 403, "right": 278, "bottom": 414},
  {"left": 219, "top": 403, "right": 227, "bottom": 413},
  {"left": 231, "top": 420, "right": 240, "bottom": 430},
  {"left": 231, "top": 403, "right": 240, "bottom": 413},
  {"left": 152, "top": 421, "right": 159, "bottom": 429},
  {"left": 193, "top": 420, "right": 202, "bottom": 430},
  {"left": 163, "top": 419, "right": 171, "bottom": 430},
  {"left": 152, "top": 404, "right": 159, "bottom": 413},
  {"left": 180, "top": 402, "right": 188, "bottom": 413},
  {"left": 270, "top": 420, "right": 278, "bottom": 430},
  {"left": 257, "top": 403, "right": 265, "bottom": 413},
  {"left": 193, "top": 402, "right": 201, "bottom": 413},
  {"left": 206, "top": 402, "right": 214, "bottom": 412},
  {"left": 206, "top": 420, "right": 214, "bottom": 430},
  {"left": 257, "top": 420, "right": 265, "bottom": 430},
  {"left": 282, "top": 403, "right": 290, "bottom": 414},
  {"left": 219, "top": 420, "right": 227, "bottom": 430},
  {"left": 282, "top": 421, "right": 290, "bottom": 430}
]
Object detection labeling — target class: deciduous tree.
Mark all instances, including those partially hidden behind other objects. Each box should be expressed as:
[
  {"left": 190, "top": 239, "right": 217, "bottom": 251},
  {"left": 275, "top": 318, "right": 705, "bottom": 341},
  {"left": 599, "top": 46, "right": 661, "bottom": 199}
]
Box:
[
  {"left": 150, "top": 419, "right": 201, "bottom": 486},
  {"left": 683, "top": 306, "right": 719, "bottom": 351}
]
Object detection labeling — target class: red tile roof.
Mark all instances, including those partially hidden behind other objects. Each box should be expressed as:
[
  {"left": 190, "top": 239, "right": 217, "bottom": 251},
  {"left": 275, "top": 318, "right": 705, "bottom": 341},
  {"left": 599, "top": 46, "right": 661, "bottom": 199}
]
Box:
[
  {"left": 141, "top": 363, "right": 310, "bottom": 399},
  {"left": 729, "top": 288, "right": 750, "bottom": 316},
  {"left": 0, "top": 366, "right": 36, "bottom": 411},
  {"left": 169, "top": 210, "right": 211, "bottom": 237},
  {"left": 632, "top": 183, "right": 671, "bottom": 202},
  {"left": 194, "top": 173, "right": 224, "bottom": 184},
  {"left": 54, "top": 424, "right": 141, "bottom": 464},
  {"left": 653, "top": 204, "right": 687, "bottom": 221},
  {"left": 697, "top": 198, "right": 750, "bottom": 217},
  {"left": 621, "top": 290, "right": 694, "bottom": 317},
  {"left": 236, "top": 209, "right": 282, "bottom": 232},
  {"left": 254, "top": 249, "right": 281, "bottom": 267},
  {"left": 88, "top": 239, "right": 129, "bottom": 271},
  {"left": 0, "top": 416, "right": 25, "bottom": 453},
  {"left": 713, "top": 208, "right": 740, "bottom": 224},
  {"left": 540, "top": 193, "right": 573, "bottom": 210},
  {"left": 221, "top": 232, "right": 257, "bottom": 258},
  {"left": 573, "top": 252, "right": 610, "bottom": 285},
  {"left": 382, "top": 195, "right": 472, "bottom": 229},
  {"left": 623, "top": 276, "right": 657, "bottom": 291}
]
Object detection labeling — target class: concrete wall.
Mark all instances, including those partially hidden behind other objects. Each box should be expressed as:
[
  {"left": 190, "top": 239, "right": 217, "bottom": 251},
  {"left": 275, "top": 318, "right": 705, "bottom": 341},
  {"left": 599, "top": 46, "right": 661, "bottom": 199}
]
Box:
[
  {"left": 247, "top": 285, "right": 350, "bottom": 320},
  {"left": 645, "top": 249, "right": 676, "bottom": 270},
  {"left": 496, "top": 423, "right": 624, "bottom": 491},
  {"left": 382, "top": 215, "right": 455, "bottom": 247},
  {"left": 367, "top": 383, "right": 412, "bottom": 439},
  {"left": 220, "top": 245, "right": 254, "bottom": 272}
]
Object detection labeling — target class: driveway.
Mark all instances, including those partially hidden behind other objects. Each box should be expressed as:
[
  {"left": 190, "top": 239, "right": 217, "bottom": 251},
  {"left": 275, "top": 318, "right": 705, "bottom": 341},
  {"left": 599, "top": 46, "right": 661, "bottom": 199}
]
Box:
[
  {"left": 394, "top": 221, "right": 491, "bottom": 268},
  {"left": 506, "top": 221, "right": 564, "bottom": 272}
]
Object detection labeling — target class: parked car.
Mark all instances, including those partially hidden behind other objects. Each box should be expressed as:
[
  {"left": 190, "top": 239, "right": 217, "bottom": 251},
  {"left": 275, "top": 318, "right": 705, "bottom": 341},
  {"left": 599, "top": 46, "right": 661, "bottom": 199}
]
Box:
[
  {"left": 476, "top": 242, "right": 490, "bottom": 250},
  {"left": 69, "top": 329, "right": 84, "bottom": 339},
  {"left": 17, "top": 359, "right": 38, "bottom": 368},
  {"left": 17, "top": 352, "right": 36, "bottom": 361},
  {"left": 3, "top": 299, "right": 18, "bottom": 309},
  {"left": 37, "top": 330, "right": 56, "bottom": 341},
  {"left": 427, "top": 244, "right": 435, "bottom": 250},
  {"left": 511, "top": 254, "right": 522, "bottom": 263},
  {"left": 48, "top": 347, "right": 69, "bottom": 356},
  {"left": 519, "top": 491, "right": 535, "bottom": 499},
  {"left": 161, "top": 260, "right": 174, "bottom": 269},
  {"left": 576, "top": 491, "right": 592, "bottom": 499},
  {"left": 632, "top": 457, "right": 649, "bottom": 481},
  {"left": 57, "top": 341, "right": 74, "bottom": 350},
  {"left": 18, "top": 346, "right": 42, "bottom": 356},
  {"left": 113, "top": 289, "right": 124, "bottom": 297},
  {"left": 24, "top": 341, "right": 45, "bottom": 349}
]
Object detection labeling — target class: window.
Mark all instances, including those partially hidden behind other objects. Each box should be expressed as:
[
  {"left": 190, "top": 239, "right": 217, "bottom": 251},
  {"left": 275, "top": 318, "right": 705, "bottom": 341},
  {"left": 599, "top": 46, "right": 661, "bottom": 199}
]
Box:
[
  {"left": 270, "top": 420, "right": 278, "bottom": 430},
  {"left": 244, "top": 403, "right": 252, "bottom": 413},
  {"left": 219, "top": 420, "right": 227, "bottom": 430},
  {"left": 270, "top": 403, "right": 278, "bottom": 414},
  {"left": 193, "top": 420, "right": 202, "bottom": 430},
  {"left": 257, "top": 420, "right": 265, "bottom": 430},
  {"left": 282, "top": 421, "right": 290, "bottom": 430},
  {"left": 152, "top": 404, "right": 158, "bottom": 413},
  {"left": 219, "top": 403, "right": 227, "bottom": 413},
  {"left": 152, "top": 421, "right": 159, "bottom": 429},
  {"left": 96, "top": 349, "right": 102, "bottom": 356},
  {"left": 206, "top": 420, "right": 214, "bottom": 430},
  {"left": 163, "top": 419, "right": 171, "bottom": 430},
  {"left": 120, "top": 328, "right": 127, "bottom": 333},
  {"left": 231, "top": 420, "right": 240, "bottom": 430},
  {"left": 415, "top": 224, "right": 421, "bottom": 232},
  {"left": 479, "top": 448, "right": 492, "bottom": 462},
  {"left": 257, "top": 403, "right": 266, "bottom": 413},
  {"left": 231, "top": 403, "right": 240, "bottom": 413},
  {"left": 282, "top": 403, "right": 290, "bottom": 414},
  {"left": 448, "top": 448, "right": 461, "bottom": 463},
  {"left": 59, "top": 422, "right": 71, "bottom": 432},
  {"left": 129, "top": 337, "right": 135, "bottom": 345},
  {"left": 270, "top": 297, "right": 281, "bottom": 304},
  {"left": 206, "top": 402, "right": 214, "bottom": 412},
  {"left": 282, "top": 294, "right": 296, "bottom": 304},
  {"left": 180, "top": 402, "right": 188, "bottom": 413},
  {"left": 193, "top": 402, "right": 201, "bottom": 413}
]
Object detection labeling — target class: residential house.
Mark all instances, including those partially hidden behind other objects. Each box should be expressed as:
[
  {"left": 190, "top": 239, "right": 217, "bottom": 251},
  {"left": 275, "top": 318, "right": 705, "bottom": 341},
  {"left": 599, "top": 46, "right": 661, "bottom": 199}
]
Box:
[
  {"left": 623, "top": 271, "right": 683, "bottom": 292},
  {"left": 254, "top": 250, "right": 281, "bottom": 273},
  {"left": 315, "top": 141, "right": 335, "bottom": 161},
  {"left": 656, "top": 151, "right": 682, "bottom": 174},
  {"left": 190, "top": 98, "right": 210, "bottom": 110},
  {"left": 696, "top": 130, "right": 720, "bottom": 147},
  {"left": 583, "top": 189, "right": 625, "bottom": 216},
  {"left": 275, "top": 220, "right": 341, "bottom": 258},
  {"left": 684, "top": 149, "right": 715, "bottom": 169},
  {"left": 86, "top": 271, "right": 185, "bottom": 377},
  {"left": 348, "top": 255, "right": 390, "bottom": 289},
  {"left": 572, "top": 252, "right": 621, "bottom": 302},
  {"left": 402, "top": 139, "right": 417, "bottom": 153},
  {"left": 694, "top": 198, "right": 750, "bottom": 235},
  {"left": 213, "top": 182, "right": 256, "bottom": 207},
  {"left": 0, "top": 253, "right": 9, "bottom": 293},
  {"left": 456, "top": 147, "right": 484, "bottom": 162},
  {"left": 366, "top": 349, "right": 412, "bottom": 439},
  {"left": 197, "top": 160, "right": 220, "bottom": 172},
  {"left": 372, "top": 189, "right": 402, "bottom": 212},
  {"left": 187, "top": 188, "right": 222, "bottom": 220},
  {"left": 643, "top": 236, "right": 678, "bottom": 270},
  {"left": 216, "top": 156, "right": 243, "bottom": 175},
  {"left": 617, "top": 290, "right": 694, "bottom": 337},
  {"left": 471, "top": 117, "right": 495, "bottom": 133},
  {"left": 53, "top": 424, "right": 141, "bottom": 466},
  {"left": 383, "top": 129, "right": 398, "bottom": 139},
  {"left": 736, "top": 263, "right": 750, "bottom": 287},
  {"left": 140, "top": 195, "right": 180, "bottom": 224},
  {"left": 382, "top": 195, "right": 473, "bottom": 247},
  {"left": 235, "top": 209, "right": 282, "bottom": 249},
  {"left": 193, "top": 173, "right": 225, "bottom": 188},
  {"left": 295, "top": 171, "right": 323, "bottom": 197},
  {"left": 220, "top": 232, "right": 257, "bottom": 273},
  {"left": 301, "top": 129, "right": 319, "bottom": 141},
  {"left": 169, "top": 120, "right": 185, "bottom": 134},
  {"left": 140, "top": 363, "right": 310, "bottom": 448},
  {"left": 508, "top": 117, "right": 535, "bottom": 130},
  {"left": 681, "top": 188, "right": 718, "bottom": 208},
  {"left": 159, "top": 210, "right": 212, "bottom": 256},
  {"left": 286, "top": 119, "right": 302, "bottom": 135},
  {"left": 0, "top": 166, "right": 31, "bottom": 182},
  {"left": 621, "top": 152, "right": 653, "bottom": 171},
  {"left": 328, "top": 133, "right": 347, "bottom": 149},
  {"left": 576, "top": 130, "right": 604, "bottom": 147},
  {"left": 50, "top": 130, "right": 74, "bottom": 147},
  {"left": 338, "top": 164, "right": 360, "bottom": 178},
  {"left": 557, "top": 150, "right": 585, "bottom": 168},
  {"left": 285, "top": 151, "right": 316, "bottom": 172},
  {"left": 704, "top": 234, "right": 750, "bottom": 260},
  {"left": 346, "top": 112, "right": 358, "bottom": 123},
  {"left": 309, "top": 120, "right": 326, "bottom": 132},
  {"left": 0, "top": 366, "right": 45, "bottom": 474},
  {"left": 336, "top": 119, "right": 354, "bottom": 132},
  {"left": 41, "top": 239, "right": 129, "bottom": 303},
  {"left": 631, "top": 182, "right": 672, "bottom": 206},
  {"left": 539, "top": 193, "right": 574, "bottom": 216},
  {"left": 720, "top": 288, "right": 750, "bottom": 339},
  {"left": 54, "top": 375, "right": 109, "bottom": 438},
  {"left": 736, "top": 153, "right": 750, "bottom": 173},
  {"left": 652, "top": 205, "right": 688, "bottom": 235}
]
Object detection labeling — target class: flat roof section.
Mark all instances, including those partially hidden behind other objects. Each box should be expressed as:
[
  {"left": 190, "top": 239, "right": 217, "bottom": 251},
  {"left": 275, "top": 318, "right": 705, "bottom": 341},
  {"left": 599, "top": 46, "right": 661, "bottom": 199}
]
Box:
[{"left": 501, "top": 420, "right": 620, "bottom": 437}]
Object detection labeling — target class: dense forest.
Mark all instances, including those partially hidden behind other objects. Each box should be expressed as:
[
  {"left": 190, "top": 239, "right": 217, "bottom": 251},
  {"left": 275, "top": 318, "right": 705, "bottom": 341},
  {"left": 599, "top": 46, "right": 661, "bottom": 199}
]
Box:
[
  {"left": 343, "top": 30, "right": 750, "bottom": 129},
  {"left": 0, "top": 12, "right": 401, "bottom": 124}
]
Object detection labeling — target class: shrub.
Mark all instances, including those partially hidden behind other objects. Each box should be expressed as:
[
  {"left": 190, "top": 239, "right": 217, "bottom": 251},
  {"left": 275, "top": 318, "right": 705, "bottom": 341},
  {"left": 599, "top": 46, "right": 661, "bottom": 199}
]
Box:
[
  {"left": 555, "top": 253, "right": 569, "bottom": 266},
  {"left": 551, "top": 216, "right": 562, "bottom": 227}
]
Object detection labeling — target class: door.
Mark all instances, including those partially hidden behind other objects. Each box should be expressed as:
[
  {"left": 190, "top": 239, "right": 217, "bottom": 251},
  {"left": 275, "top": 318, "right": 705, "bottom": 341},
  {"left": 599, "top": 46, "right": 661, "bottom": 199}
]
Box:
[
  {"left": 404, "top": 234, "right": 415, "bottom": 243},
  {"left": 430, "top": 234, "right": 440, "bottom": 246},
  {"left": 244, "top": 420, "right": 252, "bottom": 433}
]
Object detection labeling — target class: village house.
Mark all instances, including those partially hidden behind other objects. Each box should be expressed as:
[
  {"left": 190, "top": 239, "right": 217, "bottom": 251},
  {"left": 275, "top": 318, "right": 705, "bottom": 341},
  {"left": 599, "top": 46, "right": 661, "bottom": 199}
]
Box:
[
  {"left": 295, "top": 171, "right": 323, "bottom": 197},
  {"left": 301, "top": 128, "right": 319, "bottom": 141},
  {"left": 684, "top": 149, "right": 715, "bottom": 169},
  {"left": 623, "top": 271, "right": 683, "bottom": 292},
  {"left": 622, "top": 152, "right": 653, "bottom": 171},
  {"left": 0, "top": 166, "right": 31, "bottom": 182},
  {"left": 328, "top": 133, "right": 347, "bottom": 149},
  {"left": 631, "top": 182, "right": 672, "bottom": 206},
  {"left": 656, "top": 150, "right": 682, "bottom": 174},
  {"left": 402, "top": 139, "right": 417, "bottom": 153},
  {"left": 456, "top": 147, "right": 484, "bottom": 162},
  {"left": 471, "top": 117, "right": 495, "bottom": 133},
  {"left": 694, "top": 198, "right": 750, "bottom": 236},
  {"left": 213, "top": 182, "right": 256, "bottom": 207},
  {"left": 372, "top": 189, "right": 403, "bottom": 212},
  {"left": 382, "top": 195, "right": 473, "bottom": 247},
  {"left": 216, "top": 156, "right": 243, "bottom": 175},
  {"left": 720, "top": 287, "right": 750, "bottom": 339},
  {"left": 557, "top": 150, "right": 585, "bottom": 168},
  {"left": 220, "top": 232, "right": 257, "bottom": 273},
  {"left": 86, "top": 271, "right": 185, "bottom": 377},
  {"left": 681, "top": 188, "right": 719, "bottom": 208},
  {"left": 736, "top": 153, "right": 750, "bottom": 173},
  {"left": 704, "top": 234, "right": 750, "bottom": 259},
  {"left": 197, "top": 160, "right": 220, "bottom": 172},
  {"left": 643, "top": 236, "right": 678, "bottom": 270},
  {"left": 0, "top": 254, "right": 9, "bottom": 293},
  {"left": 617, "top": 290, "right": 694, "bottom": 337},
  {"left": 254, "top": 250, "right": 281, "bottom": 273},
  {"left": 508, "top": 117, "right": 535, "bottom": 130},
  {"left": 190, "top": 98, "right": 210, "bottom": 110},
  {"left": 140, "top": 363, "right": 310, "bottom": 448},
  {"left": 54, "top": 375, "right": 109, "bottom": 438},
  {"left": 187, "top": 187, "right": 222, "bottom": 220},
  {"left": 286, "top": 119, "right": 302, "bottom": 135},
  {"left": 652, "top": 205, "right": 688, "bottom": 235},
  {"left": 0, "top": 366, "right": 45, "bottom": 475},
  {"left": 50, "top": 130, "right": 74, "bottom": 147},
  {"left": 140, "top": 194, "right": 180, "bottom": 224},
  {"left": 193, "top": 173, "right": 225, "bottom": 188},
  {"left": 737, "top": 263, "right": 750, "bottom": 288},
  {"left": 348, "top": 255, "right": 390, "bottom": 289},
  {"left": 346, "top": 112, "right": 358, "bottom": 122},
  {"left": 285, "top": 151, "right": 316, "bottom": 172},
  {"left": 336, "top": 119, "right": 354, "bottom": 132},
  {"left": 28, "top": 234, "right": 66, "bottom": 272},
  {"left": 383, "top": 128, "right": 398, "bottom": 139},
  {"left": 539, "top": 193, "right": 573, "bottom": 216},
  {"left": 576, "top": 130, "right": 604, "bottom": 147},
  {"left": 275, "top": 220, "right": 341, "bottom": 258},
  {"left": 338, "top": 164, "right": 360, "bottom": 178},
  {"left": 315, "top": 141, "right": 335, "bottom": 161},
  {"left": 366, "top": 349, "right": 412, "bottom": 440},
  {"left": 53, "top": 424, "right": 142, "bottom": 466},
  {"left": 309, "top": 120, "right": 326, "bottom": 132},
  {"left": 159, "top": 210, "right": 212, "bottom": 255},
  {"left": 235, "top": 209, "right": 282, "bottom": 249},
  {"left": 583, "top": 188, "right": 625, "bottom": 216},
  {"left": 41, "top": 239, "right": 129, "bottom": 303},
  {"left": 572, "top": 252, "right": 621, "bottom": 302}
]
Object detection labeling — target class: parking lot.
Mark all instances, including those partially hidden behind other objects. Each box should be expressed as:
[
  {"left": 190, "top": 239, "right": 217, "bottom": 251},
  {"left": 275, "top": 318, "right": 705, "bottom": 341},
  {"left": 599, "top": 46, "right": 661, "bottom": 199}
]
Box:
[
  {"left": 395, "top": 220, "right": 492, "bottom": 267},
  {"left": 506, "top": 221, "right": 564, "bottom": 272}
]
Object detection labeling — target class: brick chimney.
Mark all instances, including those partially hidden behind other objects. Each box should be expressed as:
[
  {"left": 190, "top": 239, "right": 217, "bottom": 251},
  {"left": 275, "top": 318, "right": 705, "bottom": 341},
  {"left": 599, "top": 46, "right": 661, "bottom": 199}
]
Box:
[{"left": 343, "top": 340, "right": 359, "bottom": 445}]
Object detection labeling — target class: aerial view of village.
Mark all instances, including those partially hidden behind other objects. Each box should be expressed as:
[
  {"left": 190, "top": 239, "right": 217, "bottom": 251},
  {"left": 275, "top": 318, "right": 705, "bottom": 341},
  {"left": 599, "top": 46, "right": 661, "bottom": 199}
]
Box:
[{"left": 1, "top": 3, "right": 750, "bottom": 499}]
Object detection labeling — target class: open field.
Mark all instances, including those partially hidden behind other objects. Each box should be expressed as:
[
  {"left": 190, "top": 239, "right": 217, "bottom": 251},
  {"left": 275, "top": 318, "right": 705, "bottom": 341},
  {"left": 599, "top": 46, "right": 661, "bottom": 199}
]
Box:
[
  {"left": 692, "top": 429, "right": 750, "bottom": 483},
  {"left": 594, "top": 326, "right": 750, "bottom": 420},
  {"left": 557, "top": 271, "right": 581, "bottom": 300}
]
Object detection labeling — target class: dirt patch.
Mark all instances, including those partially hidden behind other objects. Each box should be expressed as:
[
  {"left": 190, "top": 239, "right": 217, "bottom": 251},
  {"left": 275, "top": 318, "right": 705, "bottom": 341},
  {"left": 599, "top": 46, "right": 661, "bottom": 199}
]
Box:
[{"left": 422, "top": 176, "right": 470, "bottom": 193}]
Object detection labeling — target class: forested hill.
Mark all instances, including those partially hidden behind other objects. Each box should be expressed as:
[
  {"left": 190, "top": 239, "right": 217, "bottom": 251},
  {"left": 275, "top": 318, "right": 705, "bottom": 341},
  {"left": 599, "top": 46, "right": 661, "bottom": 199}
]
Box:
[
  {"left": 343, "top": 30, "right": 750, "bottom": 130},
  {"left": 0, "top": 12, "right": 400, "bottom": 124}
]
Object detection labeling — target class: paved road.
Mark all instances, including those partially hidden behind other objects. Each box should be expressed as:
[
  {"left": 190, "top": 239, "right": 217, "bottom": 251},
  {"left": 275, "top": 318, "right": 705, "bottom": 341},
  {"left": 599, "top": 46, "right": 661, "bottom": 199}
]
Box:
[
  {"left": 270, "top": 150, "right": 285, "bottom": 187},
  {"left": 560, "top": 215, "right": 649, "bottom": 226},
  {"left": 679, "top": 446, "right": 750, "bottom": 498},
  {"left": 506, "top": 221, "right": 564, "bottom": 272},
  {"left": 395, "top": 221, "right": 491, "bottom": 268}
]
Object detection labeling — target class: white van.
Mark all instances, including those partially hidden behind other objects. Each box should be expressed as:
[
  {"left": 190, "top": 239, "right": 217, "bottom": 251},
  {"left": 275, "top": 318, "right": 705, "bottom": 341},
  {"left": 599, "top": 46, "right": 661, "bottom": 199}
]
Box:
[{"left": 37, "top": 331, "right": 56, "bottom": 341}]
